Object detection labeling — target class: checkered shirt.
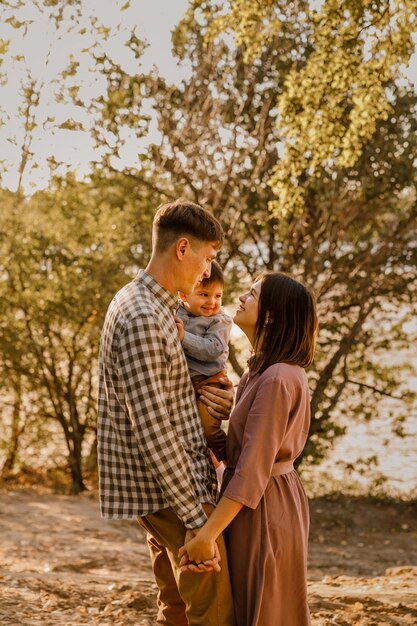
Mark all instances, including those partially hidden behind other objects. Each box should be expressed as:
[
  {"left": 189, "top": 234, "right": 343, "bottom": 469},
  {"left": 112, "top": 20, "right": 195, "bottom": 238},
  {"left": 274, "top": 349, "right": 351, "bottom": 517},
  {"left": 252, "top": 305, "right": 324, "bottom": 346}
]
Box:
[{"left": 97, "top": 270, "right": 217, "bottom": 529}]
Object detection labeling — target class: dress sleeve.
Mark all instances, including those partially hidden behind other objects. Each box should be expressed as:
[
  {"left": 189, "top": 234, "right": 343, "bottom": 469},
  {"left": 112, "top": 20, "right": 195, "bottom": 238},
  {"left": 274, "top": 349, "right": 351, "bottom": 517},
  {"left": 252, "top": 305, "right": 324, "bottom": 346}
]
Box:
[
  {"left": 118, "top": 316, "right": 207, "bottom": 529},
  {"left": 222, "top": 376, "right": 293, "bottom": 509},
  {"left": 182, "top": 315, "right": 232, "bottom": 361}
]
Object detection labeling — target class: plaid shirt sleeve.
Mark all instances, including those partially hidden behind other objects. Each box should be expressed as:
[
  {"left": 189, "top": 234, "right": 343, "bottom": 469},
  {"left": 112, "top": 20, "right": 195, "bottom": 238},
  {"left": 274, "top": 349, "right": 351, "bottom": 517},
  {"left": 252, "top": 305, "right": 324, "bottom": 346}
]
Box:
[{"left": 117, "top": 314, "right": 208, "bottom": 529}]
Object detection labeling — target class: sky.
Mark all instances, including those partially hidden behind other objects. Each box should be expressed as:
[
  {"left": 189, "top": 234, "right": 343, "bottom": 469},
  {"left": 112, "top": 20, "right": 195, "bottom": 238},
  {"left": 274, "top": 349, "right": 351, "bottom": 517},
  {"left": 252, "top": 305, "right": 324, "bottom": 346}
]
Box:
[{"left": 0, "top": 0, "right": 416, "bottom": 193}]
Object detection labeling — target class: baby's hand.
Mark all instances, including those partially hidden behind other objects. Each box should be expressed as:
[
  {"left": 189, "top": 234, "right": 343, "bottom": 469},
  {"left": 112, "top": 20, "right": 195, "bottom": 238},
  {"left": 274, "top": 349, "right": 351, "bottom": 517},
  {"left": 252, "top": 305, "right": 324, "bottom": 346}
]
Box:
[{"left": 174, "top": 316, "right": 184, "bottom": 341}]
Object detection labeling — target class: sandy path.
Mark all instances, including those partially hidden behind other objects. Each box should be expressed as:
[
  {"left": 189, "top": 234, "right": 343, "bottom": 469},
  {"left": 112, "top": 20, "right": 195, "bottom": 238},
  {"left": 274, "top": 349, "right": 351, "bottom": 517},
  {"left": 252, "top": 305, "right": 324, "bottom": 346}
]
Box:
[{"left": 0, "top": 491, "right": 416, "bottom": 625}]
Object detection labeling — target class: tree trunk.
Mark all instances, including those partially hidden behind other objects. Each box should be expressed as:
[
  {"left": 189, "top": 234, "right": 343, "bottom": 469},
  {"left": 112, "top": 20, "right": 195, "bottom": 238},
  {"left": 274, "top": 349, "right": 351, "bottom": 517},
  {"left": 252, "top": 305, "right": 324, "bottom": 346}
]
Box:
[
  {"left": 61, "top": 419, "right": 86, "bottom": 493},
  {"left": 2, "top": 383, "right": 23, "bottom": 473},
  {"left": 68, "top": 443, "right": 86, "bottom": 493},
  {"left": 228, "top": 341, "right": 244, "bottom": 377},
  {"left": 85, "top": 433, "right": 98, "bottom": 473}
]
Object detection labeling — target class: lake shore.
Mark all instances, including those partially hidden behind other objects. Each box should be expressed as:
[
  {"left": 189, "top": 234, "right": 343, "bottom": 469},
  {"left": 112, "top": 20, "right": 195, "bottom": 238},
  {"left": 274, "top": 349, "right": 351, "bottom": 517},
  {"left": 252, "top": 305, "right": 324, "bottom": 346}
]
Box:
[{"left": 0, "top": 486, "right": 416, "bottom": 625}]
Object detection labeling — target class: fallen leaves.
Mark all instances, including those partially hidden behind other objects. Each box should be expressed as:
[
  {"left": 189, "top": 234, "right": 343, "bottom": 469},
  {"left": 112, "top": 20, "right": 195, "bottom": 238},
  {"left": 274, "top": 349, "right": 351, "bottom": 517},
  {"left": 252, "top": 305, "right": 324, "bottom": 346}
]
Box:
[{"left": 0, "top": 491, "right": 416, "bottom": 625}]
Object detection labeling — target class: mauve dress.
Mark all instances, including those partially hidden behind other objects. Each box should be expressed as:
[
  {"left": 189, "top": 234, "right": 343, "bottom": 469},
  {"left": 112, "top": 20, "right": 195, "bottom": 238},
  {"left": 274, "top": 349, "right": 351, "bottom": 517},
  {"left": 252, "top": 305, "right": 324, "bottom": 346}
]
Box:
[{"left": 221, "top": 362, "right": 311, "bottom": 626}]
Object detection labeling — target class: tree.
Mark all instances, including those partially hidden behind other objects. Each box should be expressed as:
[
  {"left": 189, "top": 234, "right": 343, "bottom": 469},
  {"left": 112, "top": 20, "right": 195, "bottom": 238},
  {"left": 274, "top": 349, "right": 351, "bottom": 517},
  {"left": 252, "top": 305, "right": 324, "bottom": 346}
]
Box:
[
  {"left": 84, "top": 1, "right": 417, "bottom": 466},
  {"left": 186, "top": 0, "right": 417, "bottom": 463},
  {"left": 0, "top": 0, "right": 144, "bottom": 192},
  {"left": 0, "top": 0, "right": 157, "bottom": 487},
  {"left": 205, "top": 0, "right": 417, "bottom": 216},
  {"left": 0, "top": 189, "right": 32, "bottom": 474},
  {"left": 1, "top": 0, "right": 416, "bottom": 481},
  {"left": 0, "top": 175, "right": 155, "bottom": 490}
]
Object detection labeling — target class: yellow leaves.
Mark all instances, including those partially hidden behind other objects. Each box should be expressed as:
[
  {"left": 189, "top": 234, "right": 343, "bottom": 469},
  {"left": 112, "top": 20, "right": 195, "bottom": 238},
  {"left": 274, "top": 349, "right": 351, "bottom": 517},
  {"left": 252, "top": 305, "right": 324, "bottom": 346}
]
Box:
[
  {"left": 61, "top": 60, "right": 80, "bottom": 79},
  {"left": 4, "top": 17, "right": 26, "bottom": 29},
  {"left": 206, "top": 0, "right": 278, "bottom": 63},
  {"left": 0, "top": 38, "right": 10, "bottom": 56},
  {"left": 58, "top": 119, "right": 83, "bottom": 131},
  {"left": 207, "top": 0, "right": 417, "bottom": 218},
  {"left": 87, "top": 309, "right": 97, "bottom": 323}
]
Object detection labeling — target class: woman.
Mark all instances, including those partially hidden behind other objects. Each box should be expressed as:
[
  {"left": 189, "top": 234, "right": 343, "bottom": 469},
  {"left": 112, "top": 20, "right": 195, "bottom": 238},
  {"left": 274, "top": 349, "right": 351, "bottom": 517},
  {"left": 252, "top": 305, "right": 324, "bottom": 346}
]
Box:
[{"left": 179, "top": 272, "right": 317, "bottom": 626}]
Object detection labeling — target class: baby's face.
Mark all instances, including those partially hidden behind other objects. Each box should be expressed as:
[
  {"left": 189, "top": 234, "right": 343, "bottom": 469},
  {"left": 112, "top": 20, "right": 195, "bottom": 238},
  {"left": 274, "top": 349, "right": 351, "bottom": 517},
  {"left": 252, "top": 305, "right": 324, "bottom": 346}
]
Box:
[{"left": 183, "top": 281, "right": 223, "bottom": 317}]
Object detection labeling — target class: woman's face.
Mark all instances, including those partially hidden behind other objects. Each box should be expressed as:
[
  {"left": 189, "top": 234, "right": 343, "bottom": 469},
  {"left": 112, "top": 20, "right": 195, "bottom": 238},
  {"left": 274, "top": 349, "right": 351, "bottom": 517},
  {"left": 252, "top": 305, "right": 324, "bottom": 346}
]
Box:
[{"left": 233, "top": 280, "right": 262, "bottom": 340}]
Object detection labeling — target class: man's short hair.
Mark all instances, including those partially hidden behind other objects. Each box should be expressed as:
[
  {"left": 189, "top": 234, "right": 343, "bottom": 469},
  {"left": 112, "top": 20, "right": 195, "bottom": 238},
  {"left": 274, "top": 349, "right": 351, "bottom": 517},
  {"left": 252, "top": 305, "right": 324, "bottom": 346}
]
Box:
[
  {"left": 153, "top": 199, "right": 223, "bottom": 253},
  {"left": 200, "top": 260, "right": 224, "bottom": 288}
]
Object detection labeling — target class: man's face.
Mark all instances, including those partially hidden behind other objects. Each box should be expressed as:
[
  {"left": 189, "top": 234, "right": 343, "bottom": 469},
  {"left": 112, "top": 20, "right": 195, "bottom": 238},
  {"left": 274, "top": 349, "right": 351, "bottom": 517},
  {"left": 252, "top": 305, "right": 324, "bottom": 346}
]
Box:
[
  {"left": 182, "top": 281, "right": 223, "bottom": 317},
  {"left": 183, "top": 240, "right": 219, "bottom": 294}
]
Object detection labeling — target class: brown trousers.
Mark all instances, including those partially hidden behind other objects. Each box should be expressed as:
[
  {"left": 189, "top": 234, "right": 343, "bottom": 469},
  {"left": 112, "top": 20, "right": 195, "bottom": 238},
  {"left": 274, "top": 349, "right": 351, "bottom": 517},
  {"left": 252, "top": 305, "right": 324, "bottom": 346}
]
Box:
[
  {"left": 192, "top": 370, "right": 231, "bottom": 462},
  {"left": 138, "top": 505, "right": 235, "bottom": 626}
]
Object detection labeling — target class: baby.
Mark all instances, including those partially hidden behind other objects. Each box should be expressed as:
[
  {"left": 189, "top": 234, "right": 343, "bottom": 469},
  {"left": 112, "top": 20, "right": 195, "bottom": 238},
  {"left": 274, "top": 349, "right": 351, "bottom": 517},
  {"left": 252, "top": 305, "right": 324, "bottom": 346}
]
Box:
[{"left": 175, "top": 261, "right": 233, "bottom": 463}]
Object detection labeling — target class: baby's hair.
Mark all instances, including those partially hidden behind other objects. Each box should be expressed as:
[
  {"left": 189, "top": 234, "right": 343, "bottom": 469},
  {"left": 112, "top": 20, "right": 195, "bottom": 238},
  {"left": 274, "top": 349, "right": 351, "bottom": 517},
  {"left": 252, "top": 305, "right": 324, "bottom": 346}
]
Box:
[{"left": 200, "top": 260, "right": 224, "bottom": 288}]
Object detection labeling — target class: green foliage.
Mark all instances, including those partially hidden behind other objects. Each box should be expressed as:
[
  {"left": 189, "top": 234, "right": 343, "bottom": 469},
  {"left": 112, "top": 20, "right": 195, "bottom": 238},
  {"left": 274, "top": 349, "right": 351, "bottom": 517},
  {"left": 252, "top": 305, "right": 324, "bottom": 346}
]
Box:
[
  {"left": 0, "top": 176, "right": 154, "bottom": 490},
  {"left": 160, "top": 4, "right": 417, "bottom": 468},
  {"left": 206, "top": 0, "right": 417, "bottom": 216},
  {"left": 0, "top": 0, "right": 416, "bottom": 490}
]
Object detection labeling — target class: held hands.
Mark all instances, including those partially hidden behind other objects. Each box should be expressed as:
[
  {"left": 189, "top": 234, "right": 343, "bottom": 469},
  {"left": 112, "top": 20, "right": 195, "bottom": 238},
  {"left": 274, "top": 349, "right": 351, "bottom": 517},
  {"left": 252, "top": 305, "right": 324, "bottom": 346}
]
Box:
[
  {"left": 180, "top": 499, "right": 242, "bottom": 575},
  {"left": 178, "top": 530, "right": 221, "bottom": 574}
]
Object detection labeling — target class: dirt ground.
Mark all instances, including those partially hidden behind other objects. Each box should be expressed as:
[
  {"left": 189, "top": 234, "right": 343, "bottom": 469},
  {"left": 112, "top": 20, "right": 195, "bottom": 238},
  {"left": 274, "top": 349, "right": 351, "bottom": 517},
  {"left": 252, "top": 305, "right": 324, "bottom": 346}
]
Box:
[{"left": 0, "top": 487, "right": 416, "bottom": 626}]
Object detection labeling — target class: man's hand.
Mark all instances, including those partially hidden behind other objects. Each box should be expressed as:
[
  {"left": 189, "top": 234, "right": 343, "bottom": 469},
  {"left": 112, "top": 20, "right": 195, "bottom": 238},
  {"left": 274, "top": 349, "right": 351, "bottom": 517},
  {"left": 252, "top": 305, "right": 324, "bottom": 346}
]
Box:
[
  {"left": 174, "top": 316, "right": 184, "bottom": 341},
  {"left": 198, "top": 379, "right": 234, "bottom": 420}
]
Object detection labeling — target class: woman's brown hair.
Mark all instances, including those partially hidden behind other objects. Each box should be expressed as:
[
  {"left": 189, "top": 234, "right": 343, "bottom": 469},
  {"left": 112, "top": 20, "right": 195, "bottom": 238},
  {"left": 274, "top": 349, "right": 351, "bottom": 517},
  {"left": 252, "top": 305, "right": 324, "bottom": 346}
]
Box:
[{"left": 251, "top": 272, "right": 317, "bottom": 373}]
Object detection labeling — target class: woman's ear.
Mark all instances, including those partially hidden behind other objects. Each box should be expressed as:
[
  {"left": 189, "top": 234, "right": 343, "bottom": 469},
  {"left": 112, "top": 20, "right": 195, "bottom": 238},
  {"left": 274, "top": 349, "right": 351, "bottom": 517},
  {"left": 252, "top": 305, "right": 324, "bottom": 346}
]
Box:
[{"left": 179, "top": 291, "right": 187, "bottom": 303}]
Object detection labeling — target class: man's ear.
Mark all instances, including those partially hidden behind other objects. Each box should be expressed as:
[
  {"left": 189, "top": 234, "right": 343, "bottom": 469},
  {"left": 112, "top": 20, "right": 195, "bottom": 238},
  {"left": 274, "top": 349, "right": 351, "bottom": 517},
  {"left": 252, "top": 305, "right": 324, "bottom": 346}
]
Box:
[
  {"left": 175, "top": 237, "right": 190, "bottom": 260},
  {"left": 178, "top": 291, "right": 187, "bottom": 302}
]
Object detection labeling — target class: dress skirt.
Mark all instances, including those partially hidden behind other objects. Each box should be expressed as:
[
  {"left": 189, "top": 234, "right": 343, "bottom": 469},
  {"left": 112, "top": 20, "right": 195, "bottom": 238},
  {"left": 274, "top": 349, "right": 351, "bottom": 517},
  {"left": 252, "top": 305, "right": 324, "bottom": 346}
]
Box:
[{"left": 223, "top": 469, "right": 311, "bottom": 626}]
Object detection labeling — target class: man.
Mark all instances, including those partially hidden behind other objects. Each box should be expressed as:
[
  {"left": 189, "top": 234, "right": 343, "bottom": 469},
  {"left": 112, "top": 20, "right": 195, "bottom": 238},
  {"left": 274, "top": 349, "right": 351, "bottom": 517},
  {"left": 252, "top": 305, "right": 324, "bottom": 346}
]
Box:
[{"left": 97, "top": 199, "right": 235, "bottom": 626}]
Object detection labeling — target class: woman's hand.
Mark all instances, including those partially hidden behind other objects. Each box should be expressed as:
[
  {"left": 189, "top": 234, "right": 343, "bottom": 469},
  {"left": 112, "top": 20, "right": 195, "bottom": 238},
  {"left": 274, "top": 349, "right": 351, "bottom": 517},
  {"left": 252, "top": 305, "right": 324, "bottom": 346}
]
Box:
[
  {"left": 179, "top": 498, "right": 243, "bottom": 574},
  {"left": 179, "top": 531, "right": 221, "bottom": 573},
  {"left": 198, "top": 379, "right": 234, "bottom": 419}
]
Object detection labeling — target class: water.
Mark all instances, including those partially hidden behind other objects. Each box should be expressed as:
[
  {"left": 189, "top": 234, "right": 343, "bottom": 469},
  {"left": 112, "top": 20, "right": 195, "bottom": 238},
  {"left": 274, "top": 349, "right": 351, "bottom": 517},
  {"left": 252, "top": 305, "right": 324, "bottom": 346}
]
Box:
[
  {"left": 228, "top": 320, "right": 417, "bottom": 498},
  {"left": 306, "top": 352, "right": 417, "bottom": 496},
  {"left": 305, "top": 408, "right": 417, "bottom": 497}
]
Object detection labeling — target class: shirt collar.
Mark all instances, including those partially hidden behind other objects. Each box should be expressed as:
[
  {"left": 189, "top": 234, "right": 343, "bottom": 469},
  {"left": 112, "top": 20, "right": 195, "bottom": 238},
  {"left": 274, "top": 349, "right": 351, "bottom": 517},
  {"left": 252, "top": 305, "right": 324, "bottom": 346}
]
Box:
[{"left": 135, "top": 270, "right": 180, "bottom": 313}]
